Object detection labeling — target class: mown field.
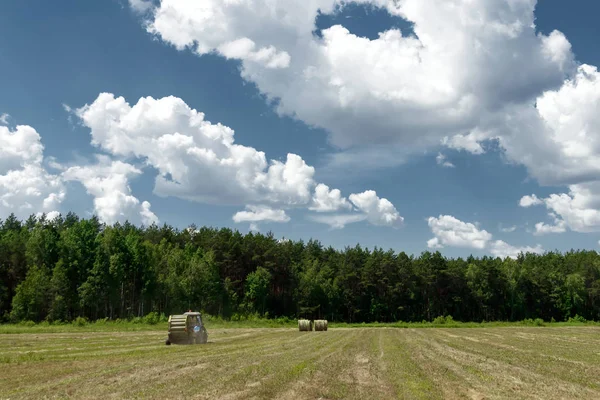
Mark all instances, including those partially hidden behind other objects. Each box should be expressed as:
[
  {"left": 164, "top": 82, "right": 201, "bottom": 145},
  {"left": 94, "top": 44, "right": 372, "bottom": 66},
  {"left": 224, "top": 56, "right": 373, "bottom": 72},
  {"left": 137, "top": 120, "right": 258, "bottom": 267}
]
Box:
[{"left": 1, "top": 327, "right": 600, "bottom": 399}]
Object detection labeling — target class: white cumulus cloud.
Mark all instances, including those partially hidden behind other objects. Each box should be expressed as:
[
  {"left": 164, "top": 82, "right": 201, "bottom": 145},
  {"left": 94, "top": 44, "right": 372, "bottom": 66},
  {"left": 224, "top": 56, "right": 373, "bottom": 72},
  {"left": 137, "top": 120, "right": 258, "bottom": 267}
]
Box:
[
  {"left": 519, "top": 194, "right": 543, "bottom": 208},
  {"left": 436, "top": 152, "right": 455, "bottom": 168},
  {"left": 500, "top": 65, "right": 600, "bottom": 186},
  {"left": 542, "top": 184, "right": 600, "bottom": 233},
  {"left": 137, "top": 0, "right": 573, "bottom": 159},
  {"left": 534, "top": 219, "right": 567, "bottom": 235},
  {"left": 309, "top": 183, "right": 352, "bottom": 212},
  {"left": 349, "top": 190, "right": 403, "bottom": 227},
  {"left": 0, "top": 124, "right": 65, "bottom": 220},
  {"left": 134, "top": 0, "right": 600, "bottom": 235},
  {"left": 62, "top": 155, "right": 158, "bottom": 226},
  {"left": 36, "top": 210, "right": 61, "bottom": 223},
  {"left": 147, "top": 0, "right": 292, "bottom": 69},
  {"left": 74, "top": 93, "right": 402, "bottom": 228},
  {"left": 428, "top": 215, "right": 543, "bottom": 258},
  {"left": 522, "top": 183, "right": 600, "bottom": 234},
  {"left": 232, "top": 205, "right": 290, "bottom": 224},
  {"left": 490, "top": 240, "right": 544, "bottom": 259},
  {"left": 74, "top": 93, "right": 315, "bottom": 207},
  {"left": 427, "top": 215, "right": 492, "bottom": 250}
]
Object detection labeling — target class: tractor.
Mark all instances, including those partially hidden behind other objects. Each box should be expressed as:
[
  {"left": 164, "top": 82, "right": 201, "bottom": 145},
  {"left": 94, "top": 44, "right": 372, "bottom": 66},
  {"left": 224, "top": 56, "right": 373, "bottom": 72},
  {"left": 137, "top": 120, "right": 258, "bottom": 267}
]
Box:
[{"left": 165, "top": 311, "right": 208, "bottom": 345}]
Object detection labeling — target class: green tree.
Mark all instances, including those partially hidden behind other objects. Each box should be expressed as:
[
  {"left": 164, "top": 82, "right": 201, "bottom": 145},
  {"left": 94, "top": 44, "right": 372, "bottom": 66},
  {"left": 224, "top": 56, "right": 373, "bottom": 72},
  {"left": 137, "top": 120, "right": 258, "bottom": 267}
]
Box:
[
  {"left": 48, "top": 259, "right": 70, "bottom": 321},
  {"left": 10, "top": 265, "right": 51, "bottom": 322},
  {"left": 244, "top": 267, "right": 272, "bottom": 316}
]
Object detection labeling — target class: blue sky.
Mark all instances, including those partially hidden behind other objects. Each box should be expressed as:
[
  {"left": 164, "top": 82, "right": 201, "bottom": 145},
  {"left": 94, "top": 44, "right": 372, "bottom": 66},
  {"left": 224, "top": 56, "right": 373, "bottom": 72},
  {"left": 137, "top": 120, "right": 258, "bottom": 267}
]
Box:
[{"left": 1, "top": 0, "right": 599, "bottom": 258}]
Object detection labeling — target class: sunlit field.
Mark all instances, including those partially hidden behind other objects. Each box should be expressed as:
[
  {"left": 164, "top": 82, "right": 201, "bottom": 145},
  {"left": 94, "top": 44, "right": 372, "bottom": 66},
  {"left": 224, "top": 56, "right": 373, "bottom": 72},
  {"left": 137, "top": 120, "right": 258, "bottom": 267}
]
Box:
[{"left": 2, "top": 326, "right": 600, "bottom": 399}]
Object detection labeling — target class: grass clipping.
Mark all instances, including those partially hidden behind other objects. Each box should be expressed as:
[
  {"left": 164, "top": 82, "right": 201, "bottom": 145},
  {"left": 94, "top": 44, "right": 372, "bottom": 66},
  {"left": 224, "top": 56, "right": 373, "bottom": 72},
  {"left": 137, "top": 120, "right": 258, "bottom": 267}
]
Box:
[
  {"left": 314, "top": 320, "right": 328, "bottom": 331},
  {"left": 298, "top": 319, "right": 313, "bottom": 331}
]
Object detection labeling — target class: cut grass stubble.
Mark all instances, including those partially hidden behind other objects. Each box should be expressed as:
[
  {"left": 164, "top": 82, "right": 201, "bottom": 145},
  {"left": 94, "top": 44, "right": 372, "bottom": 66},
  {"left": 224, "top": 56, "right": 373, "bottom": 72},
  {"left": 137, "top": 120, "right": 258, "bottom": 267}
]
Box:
[{"left": 1, "top": 327, "right": 600, "bottom": 399}]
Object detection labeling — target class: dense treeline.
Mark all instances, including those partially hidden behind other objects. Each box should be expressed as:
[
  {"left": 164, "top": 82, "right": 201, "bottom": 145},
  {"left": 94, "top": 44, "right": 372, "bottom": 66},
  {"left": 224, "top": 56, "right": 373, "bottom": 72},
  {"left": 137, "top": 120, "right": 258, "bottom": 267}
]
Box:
[{"left": 1, "top": 212, "right": 600, "bottom": 323}]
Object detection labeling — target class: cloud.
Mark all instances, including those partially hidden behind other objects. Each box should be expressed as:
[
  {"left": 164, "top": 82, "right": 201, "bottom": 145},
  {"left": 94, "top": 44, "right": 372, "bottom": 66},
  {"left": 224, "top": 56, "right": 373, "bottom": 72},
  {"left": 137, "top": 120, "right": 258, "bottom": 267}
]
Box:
[
  {"left": 349, "top": 190, "right": 403, "bottom": 227},
  {"left": 134, "top": 1, "right": 600, "bottom": 237},
  {"left": 519, "top": 194, "right": 543, "bottom": 207},
  {"left": 62, "top": 155, "right": 158, "bottom": 226},
  {"left": 140, "top": 201, "right": 158, "bottom": 226},
  {"left": 489, "top": 240, "right": 544, "bottom": 259},
  {"left": 0, "top": 125, "right": 44, "bottom": 171},
  {"left": 541, "top": 184, "right": 600, "bottom": 233},
  {"left": 232, "top": 205, "right": 290, "bottom": 224},
  {"left": 147, "top": 0, "right": 292, "bottom": 69},
  {"left": 138, "top": 0, "right": 573, "bottom": 158},
  {"left": 75, "top": 93, "right": 312, "bottom": 206},
  {"left": 0, "top": 124, "right": 65, "bottom": 219},
  {"left": 427, "top": 215, "right": 492, "bottom": 250},
  {"left": 36, "top": 210, "right": 61, "bottom": 223},
  {"left": 136, "top": 2, "right": 600, "bottom": 235},
  {"left": 0, "top": 120, "right": 157, "bottom": 226},
  {"left": 75, "top": 93, "right": 402, "bottom": 228},
  {"left": 217, "top": 38, "right": 291, "bottom": 69},
  {"left": 428, "top": 215, "right": 542, "bottom": 258},
  {"left": 0, "top": 113, "right": 9, "bottom": 125},
  {"left": 308, "top": 213, "right": 367, "bottom": 229},
  {"left": 129, "top": 0, "right": 154, "bottom": 13},
  {"left": 441, "top": 131, "right": 487, "bottom": 155},
  {"left": 309, "top": 183, "right": 352, "bottom": 212},
  {"left": 436, "top": 152, "right": 455, "bottom": 168},
  {"left": 322, "top": 144, "right": 411, "bottom": 173},
  {"left": 534, "top": 219, "right": 567, "bottom": 235},
  {"left": 500, "top": 225, "right": 517, "bottom": 233},
  {"left": 499, "top": 65, "right": 600, "bottom": 186},
  {"left": 533, "top": 211, "right": 567, "bottom": 235},
  {"left": 522, "top": 183, "right": 600, "bottom": 234}
]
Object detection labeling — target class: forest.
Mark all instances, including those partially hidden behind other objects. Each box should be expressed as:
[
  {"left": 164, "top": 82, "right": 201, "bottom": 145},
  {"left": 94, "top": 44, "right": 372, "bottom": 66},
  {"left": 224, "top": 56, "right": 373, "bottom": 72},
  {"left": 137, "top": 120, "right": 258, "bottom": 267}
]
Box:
[{"left": 1, "top": 212, "right": 599, "bottom": 324}]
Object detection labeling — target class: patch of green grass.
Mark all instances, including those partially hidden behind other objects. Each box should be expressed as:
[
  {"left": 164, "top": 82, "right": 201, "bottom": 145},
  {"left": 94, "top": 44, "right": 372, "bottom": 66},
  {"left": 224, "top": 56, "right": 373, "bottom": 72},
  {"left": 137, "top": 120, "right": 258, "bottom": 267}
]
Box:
[
  {"left": 289, "top": 360, "right": 315, "bottom": 378},
  {"left": 330, "top": 319, "right": 600, "bottom": 329},
  {"left": 1, "top": 316, "right": 598, "bottom": 335},
  {"left": 380, "top": 330, "right": 442, "bottom": 399},
  {"left": 464, "top": 365, "right": 493, "bottom": 382},
  {"left": 327, "top": 381, "right": 351, "bottom": 399}
]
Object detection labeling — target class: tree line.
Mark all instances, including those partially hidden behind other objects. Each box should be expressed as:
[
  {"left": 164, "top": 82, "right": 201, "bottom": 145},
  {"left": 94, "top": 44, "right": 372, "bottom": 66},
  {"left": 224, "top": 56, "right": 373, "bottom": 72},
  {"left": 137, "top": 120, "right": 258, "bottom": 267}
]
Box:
[{"left": 1, "top": 212, "right": 599, "bottom": 323}]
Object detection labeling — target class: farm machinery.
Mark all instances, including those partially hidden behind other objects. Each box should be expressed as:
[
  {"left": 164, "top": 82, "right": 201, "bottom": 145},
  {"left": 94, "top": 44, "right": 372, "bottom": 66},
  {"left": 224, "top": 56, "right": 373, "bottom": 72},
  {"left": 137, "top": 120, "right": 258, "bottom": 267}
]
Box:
[{"left": 165, "top": 311, "right": 208, "bottom": 345}]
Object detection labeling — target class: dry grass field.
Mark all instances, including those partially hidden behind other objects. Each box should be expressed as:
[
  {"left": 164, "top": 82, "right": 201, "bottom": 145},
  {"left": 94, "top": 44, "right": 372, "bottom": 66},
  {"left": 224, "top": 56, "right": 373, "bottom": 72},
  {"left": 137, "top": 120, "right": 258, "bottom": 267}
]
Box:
[{"left": 1, "top": 327, "right": 600, "bottom": 399}]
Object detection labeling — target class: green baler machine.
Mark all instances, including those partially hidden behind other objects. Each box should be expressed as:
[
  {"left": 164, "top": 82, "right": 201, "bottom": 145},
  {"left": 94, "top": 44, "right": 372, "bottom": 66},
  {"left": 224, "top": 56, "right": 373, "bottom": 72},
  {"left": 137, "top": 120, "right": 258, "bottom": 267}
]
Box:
[{"left": 165, "top": 311, "right": 208, "bottom": 345}]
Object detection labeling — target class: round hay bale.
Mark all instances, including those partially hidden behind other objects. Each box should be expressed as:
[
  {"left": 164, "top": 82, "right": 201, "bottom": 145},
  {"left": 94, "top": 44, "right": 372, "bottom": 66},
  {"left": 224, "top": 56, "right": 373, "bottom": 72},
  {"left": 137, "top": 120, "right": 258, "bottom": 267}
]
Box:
[
  {"left": 298, "top": 319, "right": 312, "bottom": 331},
  {"left": 314, "top": 320, "right": 328, "bottom": 331}
]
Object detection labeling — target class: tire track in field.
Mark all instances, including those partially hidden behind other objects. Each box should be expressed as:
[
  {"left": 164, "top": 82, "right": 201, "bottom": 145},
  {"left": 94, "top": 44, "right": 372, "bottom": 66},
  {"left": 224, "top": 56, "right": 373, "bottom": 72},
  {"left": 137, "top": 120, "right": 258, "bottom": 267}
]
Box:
[
  {"left": 380, "top": 329, "right": 444, "bottom": 400},
  {"left": 437, "top": 328, "right": 600, "bottom": 390},
  {"left": 214, "top": 329, "right": 355, "bottom": 399},
  {"left": 410, "top": 328, "right": 600, "bottom": 399},
  {"left": 113, "top": 329, "right": 329, "bottom": 399}
]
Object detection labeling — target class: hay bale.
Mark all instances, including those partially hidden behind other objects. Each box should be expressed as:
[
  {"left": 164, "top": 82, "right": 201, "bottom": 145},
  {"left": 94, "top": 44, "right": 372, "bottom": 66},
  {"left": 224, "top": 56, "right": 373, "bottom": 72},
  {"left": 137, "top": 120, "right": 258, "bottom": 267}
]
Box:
[
  {"left": 298, "top": 319, "right": 312, "bottom": 331},
  {"left": 314, "top": 320, "right": 328, "bottom": 331}
]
